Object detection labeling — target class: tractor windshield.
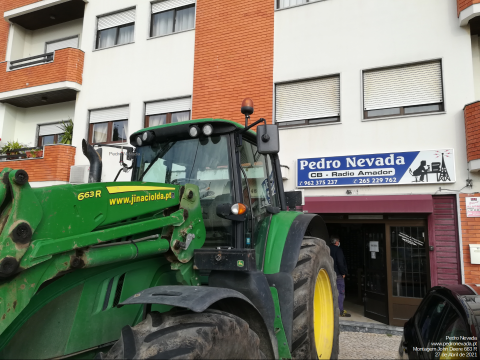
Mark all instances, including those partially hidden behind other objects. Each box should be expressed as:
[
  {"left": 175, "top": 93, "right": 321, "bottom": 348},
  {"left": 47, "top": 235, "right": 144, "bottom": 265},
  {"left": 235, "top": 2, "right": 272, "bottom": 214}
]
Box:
[{"left": 133, "top": 135, "right": 234, "bottom": 247}]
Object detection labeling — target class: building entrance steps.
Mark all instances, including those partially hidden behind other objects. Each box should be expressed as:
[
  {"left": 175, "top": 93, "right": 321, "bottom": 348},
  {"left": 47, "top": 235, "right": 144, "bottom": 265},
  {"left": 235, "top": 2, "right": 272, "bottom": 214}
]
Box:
[{"left": 339, "top": 300, "right": 404, "bottom": 336}]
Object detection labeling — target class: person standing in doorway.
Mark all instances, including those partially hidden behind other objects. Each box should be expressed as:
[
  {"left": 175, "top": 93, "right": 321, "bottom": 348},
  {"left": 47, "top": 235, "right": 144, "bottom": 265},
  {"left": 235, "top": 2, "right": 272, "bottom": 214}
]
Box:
[{"left": 329, "top": 235, "right": 351, "bottom": 317}]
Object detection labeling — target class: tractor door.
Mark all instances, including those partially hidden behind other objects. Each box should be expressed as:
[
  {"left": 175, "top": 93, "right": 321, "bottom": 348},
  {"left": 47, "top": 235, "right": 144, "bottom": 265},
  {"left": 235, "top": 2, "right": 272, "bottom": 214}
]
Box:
[{"left": 238, "top": 138, "right": 280, "bottom": 269}]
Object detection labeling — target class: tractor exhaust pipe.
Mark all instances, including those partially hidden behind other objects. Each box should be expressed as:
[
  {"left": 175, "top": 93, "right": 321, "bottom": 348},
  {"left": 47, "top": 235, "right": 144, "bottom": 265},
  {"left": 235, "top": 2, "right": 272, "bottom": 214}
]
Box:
[{"left": 82, "top": 139, "right": 102, "bottom": 183}]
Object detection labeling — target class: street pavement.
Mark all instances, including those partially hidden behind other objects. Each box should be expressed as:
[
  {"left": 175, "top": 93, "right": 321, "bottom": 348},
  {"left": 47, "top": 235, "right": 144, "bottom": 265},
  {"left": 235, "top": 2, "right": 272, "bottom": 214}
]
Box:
[{"left": 339, "top": 331, "right": 402, "bottom": 359}]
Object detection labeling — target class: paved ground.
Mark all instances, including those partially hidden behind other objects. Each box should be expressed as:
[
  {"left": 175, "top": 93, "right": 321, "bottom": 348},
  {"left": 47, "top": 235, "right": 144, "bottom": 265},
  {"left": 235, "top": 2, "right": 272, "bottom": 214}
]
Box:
[{"left": 339, "top": 331, "right": 402, "bottom": 359}]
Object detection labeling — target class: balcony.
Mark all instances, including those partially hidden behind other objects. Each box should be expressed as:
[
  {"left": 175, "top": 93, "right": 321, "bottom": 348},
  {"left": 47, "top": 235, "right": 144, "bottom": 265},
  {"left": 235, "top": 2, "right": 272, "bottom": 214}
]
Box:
[
  {"left": 4, "top": 0, "right": 85, "bottom": 31},
  {"left": 0, "top": 144, "right": 76, "bottom": 183},
  {"left": 458, "top": 0, "right": 480, "bottom": 26},
  {"left": 0, "top": 47, "right": 84, "bottom": 107},
  {"left": 464, "top": 101, "right": 480, "bottom": 171}
]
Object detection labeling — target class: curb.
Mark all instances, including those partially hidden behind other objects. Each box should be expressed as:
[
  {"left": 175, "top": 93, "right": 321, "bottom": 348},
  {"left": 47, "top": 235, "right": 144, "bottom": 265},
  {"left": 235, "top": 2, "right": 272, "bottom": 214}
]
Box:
[{"left": 340, "top": 320, "right": 403, "bottom": 336}]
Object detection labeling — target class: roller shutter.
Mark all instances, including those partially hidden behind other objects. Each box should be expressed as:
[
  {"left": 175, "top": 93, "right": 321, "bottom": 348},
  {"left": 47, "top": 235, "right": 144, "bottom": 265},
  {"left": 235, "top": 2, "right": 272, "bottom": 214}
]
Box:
[
  {"left": 46, "top": 36, "right": 78, "bottom": 53},
  {"left": 98, "top": 9, "right": 136, "bottom": 31},
  {"left": 275, "top": 76, "right": 340, "bottom": 122},
  {"left": 145, "top": 97, "right": 191, "bottom": 115},
  {"left": 152, "top": 0, "right": 195, "bottom": 14},
  {"left": 90, "top": 106, "right": 129, "bottom": 124},
  {"left": 39, "top": 123, "right": 64, "bottom": 136},
  {"left": 363, "top": 61, "right": 443, "bottom": 111}
]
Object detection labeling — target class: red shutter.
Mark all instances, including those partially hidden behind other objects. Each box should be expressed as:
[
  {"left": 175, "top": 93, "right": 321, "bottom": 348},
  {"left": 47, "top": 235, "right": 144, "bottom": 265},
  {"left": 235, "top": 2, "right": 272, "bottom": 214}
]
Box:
[{"left": 429, "top": 195, "right": 461, "bottom": 286}]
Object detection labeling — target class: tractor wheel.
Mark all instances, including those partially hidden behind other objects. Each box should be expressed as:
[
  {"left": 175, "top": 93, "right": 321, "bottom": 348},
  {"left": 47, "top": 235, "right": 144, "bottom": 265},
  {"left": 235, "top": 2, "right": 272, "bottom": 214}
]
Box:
[
  {"left": 291, "top": 236, "right": 340, "bottom": 359},
  {"left": 99, "top": 308, "right": 265, "bottom": 359}
]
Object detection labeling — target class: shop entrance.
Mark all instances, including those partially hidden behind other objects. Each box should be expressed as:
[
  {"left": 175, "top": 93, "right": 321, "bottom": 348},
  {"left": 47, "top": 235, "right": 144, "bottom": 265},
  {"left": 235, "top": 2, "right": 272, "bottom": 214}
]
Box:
[{"left": 326, "top": 219, "right": 429, "bottom": 326}]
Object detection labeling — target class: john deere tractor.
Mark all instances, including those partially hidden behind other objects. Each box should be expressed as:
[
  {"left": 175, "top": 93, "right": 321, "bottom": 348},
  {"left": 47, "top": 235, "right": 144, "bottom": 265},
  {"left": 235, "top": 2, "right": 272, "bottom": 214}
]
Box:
[{"left": 0, "top": 103, "right": 339, "bottom": 359}]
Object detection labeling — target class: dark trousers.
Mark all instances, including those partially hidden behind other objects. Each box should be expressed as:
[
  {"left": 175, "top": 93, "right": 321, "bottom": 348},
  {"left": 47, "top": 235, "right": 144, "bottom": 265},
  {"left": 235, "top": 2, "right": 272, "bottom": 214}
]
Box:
[{"left": 336, "top": 275, "right": 345, "bottom": 313}]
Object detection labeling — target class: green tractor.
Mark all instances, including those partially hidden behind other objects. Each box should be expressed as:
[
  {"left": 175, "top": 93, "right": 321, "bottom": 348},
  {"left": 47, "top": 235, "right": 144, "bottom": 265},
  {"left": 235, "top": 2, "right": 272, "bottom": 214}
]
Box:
[{"left": 0, "top": 103, "right": 339, "bottom": 359}]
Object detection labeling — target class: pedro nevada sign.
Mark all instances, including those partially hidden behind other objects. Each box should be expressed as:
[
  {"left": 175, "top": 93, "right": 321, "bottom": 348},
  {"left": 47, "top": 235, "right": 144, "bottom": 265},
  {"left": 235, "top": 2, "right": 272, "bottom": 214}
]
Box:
[{"left": 297, "top": 149, "right": 455, "bottom": 187}]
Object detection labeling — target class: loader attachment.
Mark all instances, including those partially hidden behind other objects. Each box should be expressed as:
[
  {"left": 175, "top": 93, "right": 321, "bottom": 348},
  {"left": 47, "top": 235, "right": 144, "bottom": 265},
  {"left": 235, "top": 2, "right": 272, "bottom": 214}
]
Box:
[{"left": 0, "top": 170, "right": 206, "bottom": 335}]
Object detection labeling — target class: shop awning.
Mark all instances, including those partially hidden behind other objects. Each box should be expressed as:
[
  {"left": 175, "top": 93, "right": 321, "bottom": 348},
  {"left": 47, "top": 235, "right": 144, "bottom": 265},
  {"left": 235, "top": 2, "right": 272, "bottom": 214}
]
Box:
[{"left": 304, "top": 195, "right": 433, "bottom": 214}]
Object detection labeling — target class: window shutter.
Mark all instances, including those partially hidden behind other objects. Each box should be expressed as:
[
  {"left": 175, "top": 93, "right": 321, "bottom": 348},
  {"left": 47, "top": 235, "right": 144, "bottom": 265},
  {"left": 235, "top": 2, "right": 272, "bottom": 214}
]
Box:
[
  {"left": 275, "top": 76, "right": 340, "bottom": 122},
  {"left": 152, "top": 0, "right": 195, "bottom": 14},
  {"left": 98, "top": 9, "right": 136, "bottom": 30},
  {"left": 363, "top": 61, "right": 443, "bottom": 111},
  {"left": 46, "top": 36, "right": 79, "bottom": 53},
  {"left": 39, "top": 123, "right": 64, "bottom": 136},
  {"left": 145, "top": 97, "right": 191, "bottom": 116},
  {"left": 90, "top": 106, "right": 129, "bottom": 124}
]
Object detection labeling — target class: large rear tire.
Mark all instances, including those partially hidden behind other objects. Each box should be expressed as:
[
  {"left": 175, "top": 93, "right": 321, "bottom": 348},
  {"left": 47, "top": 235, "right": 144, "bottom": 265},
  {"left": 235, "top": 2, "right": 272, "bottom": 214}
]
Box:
[
  {"left": 100, "top": 309, "right": 265, "bottom": 359},
  {"left": 291, "top": 237, "right": 340, "bottom": 359}
]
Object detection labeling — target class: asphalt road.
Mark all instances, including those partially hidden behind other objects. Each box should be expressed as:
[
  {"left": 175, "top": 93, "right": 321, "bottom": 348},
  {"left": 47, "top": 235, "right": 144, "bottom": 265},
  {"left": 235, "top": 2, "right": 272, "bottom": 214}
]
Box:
[{"left": 339, "top": 331, "right": 402, "bottom": 359}]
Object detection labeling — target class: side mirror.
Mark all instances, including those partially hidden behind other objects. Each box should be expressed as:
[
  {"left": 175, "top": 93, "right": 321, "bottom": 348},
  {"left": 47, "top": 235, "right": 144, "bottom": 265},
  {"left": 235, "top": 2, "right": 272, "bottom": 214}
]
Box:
[
  {"left": 257, "top": 124, "right": 279, "bottom": 154},
  {"left": 216, "top": 203, "right": 247, "bottom": 222},
  {"left": 285, "top": 191, "right": 303, "bottom": 211}
]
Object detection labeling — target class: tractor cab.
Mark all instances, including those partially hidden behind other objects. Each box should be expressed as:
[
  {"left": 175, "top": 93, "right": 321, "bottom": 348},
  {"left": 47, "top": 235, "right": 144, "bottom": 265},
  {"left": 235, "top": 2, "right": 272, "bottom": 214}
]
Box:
[{"left": 129, "top": 117, "right": 284, "bottom": 269}]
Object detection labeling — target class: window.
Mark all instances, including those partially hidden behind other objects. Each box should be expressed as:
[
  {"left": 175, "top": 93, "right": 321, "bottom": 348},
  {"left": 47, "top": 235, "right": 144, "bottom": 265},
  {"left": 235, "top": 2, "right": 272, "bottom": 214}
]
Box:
[
  {"left": 37, "top": 123, "right": 65, "bottom": 146},
  {"left": 45, "top": 36, "right": 79, "bottom": 53},
  {"left": 415, "top": 295, "right": 448, "bottom": 348},
  {"left": 89, "top": 106, "right": 129, "bottom": 144},
  {"left": 363, "top": 61, "right": 444, "bottom": 119},
  {"left": 275, "top": 75, "right": 340, "bottom": 127},
  {"left": 433, "top": 307, "right": 469, "bottom": 359},
  {"left": 150, "top": 0, "right": 195, "bottom": 37},
  {"left": 277, "top": 0, "right": 321, "bottom": 9},
  {"left": 391, "top": 226, "right": 428, "bottom": 298},
  {"left": 134, "top": 135, "right": 234, "bottom": 247},
  {"left": 145, "top": 97, "right": 191, "bottom": 127},
  {"left": 96, "top": 9, "right": 135, "bottom": 49},
  {"left": 240, "top": 140, "right": 279, "bottom": 252}
]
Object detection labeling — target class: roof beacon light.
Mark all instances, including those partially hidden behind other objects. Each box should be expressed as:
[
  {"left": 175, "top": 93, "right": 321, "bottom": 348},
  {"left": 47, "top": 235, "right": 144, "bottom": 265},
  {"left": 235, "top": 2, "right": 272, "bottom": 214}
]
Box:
[
  {"left": 231, "top": 203, "right": 247, "bottom": 215},
  {"left": 189, "top": 125, "right": 200, "bottom": 137},
  {"left": 136, "top": 136, "right": 143, "bottom": 146},
  {"left": 241, "top": 98, "right": 254, "bottom": 128},
  {"left": 202, "top": 124, "right": 213, "bottom": 136}
]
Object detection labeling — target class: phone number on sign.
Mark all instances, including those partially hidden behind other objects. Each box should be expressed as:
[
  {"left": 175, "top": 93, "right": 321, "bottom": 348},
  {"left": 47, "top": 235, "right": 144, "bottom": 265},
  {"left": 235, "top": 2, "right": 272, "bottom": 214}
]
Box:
[{"left": 299, "top": 177, "right": 398, "bottom": 186}]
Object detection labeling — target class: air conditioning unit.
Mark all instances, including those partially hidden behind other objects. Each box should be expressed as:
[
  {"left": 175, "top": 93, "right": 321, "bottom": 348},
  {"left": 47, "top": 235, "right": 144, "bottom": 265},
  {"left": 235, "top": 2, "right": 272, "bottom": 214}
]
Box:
[{"left": 69, "top": 165, "right": 89, "bottom": 184}]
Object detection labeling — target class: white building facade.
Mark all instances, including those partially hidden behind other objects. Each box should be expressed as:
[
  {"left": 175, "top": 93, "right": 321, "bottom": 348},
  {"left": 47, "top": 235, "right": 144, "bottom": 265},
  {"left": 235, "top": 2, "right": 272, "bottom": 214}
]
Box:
[{"left": 1, "top": 0, "right": 479, "bottom": 326}]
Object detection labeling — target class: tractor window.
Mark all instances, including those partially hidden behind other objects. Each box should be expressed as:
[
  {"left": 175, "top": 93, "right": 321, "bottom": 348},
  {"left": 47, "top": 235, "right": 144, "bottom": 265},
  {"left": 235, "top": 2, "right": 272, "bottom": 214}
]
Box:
[
  {"left": 239, "top": 139, "right": 279, "bottom": 255},
  {"left": 134, "top": 135, "right": 234, "bottom": 247}
]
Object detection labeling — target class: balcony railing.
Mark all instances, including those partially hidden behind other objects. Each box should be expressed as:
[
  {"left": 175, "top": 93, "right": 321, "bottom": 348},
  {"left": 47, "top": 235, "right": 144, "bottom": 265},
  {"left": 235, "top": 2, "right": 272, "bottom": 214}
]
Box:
[
  {"left": 0, "top": 145, "right": 76, "bottom": 183},
  {"left": 0, "top": 147, "right": 43, "bottom": 160},
  {"left": 9, "top": 53, "right": 54, "bottom": 71}
]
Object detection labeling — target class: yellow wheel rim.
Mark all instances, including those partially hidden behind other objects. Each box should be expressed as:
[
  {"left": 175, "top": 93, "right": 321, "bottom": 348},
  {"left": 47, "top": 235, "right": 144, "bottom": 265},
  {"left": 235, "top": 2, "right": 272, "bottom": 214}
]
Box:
[{"left": 313, "top": 269, "right": 334, "bottom": 359}]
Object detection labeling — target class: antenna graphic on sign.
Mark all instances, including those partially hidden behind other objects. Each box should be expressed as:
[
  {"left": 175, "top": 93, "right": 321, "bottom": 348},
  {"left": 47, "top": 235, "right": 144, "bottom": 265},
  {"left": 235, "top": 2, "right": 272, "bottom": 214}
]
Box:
[{"left": 438, "top": 152, "right": 451, "bottom": 182}]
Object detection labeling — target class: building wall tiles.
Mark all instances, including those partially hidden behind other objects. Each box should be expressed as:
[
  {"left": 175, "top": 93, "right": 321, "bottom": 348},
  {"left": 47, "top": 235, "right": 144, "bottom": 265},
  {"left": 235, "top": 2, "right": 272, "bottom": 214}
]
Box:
[
  {"left": 191, "top": 0, "right": 274, "bottom": 126},
  {"left": 464, "top": 101, "right": 480, "bottom": 163},
  {"left": 459, "top": 193, "right": 480, "bottom": 284}
]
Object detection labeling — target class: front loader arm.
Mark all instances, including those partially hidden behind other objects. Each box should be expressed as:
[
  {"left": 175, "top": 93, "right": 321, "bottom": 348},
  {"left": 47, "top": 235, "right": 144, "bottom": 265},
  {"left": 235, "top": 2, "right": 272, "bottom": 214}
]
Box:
[{"left": 0, "top": 169, "right": 206, "bottom": 336}]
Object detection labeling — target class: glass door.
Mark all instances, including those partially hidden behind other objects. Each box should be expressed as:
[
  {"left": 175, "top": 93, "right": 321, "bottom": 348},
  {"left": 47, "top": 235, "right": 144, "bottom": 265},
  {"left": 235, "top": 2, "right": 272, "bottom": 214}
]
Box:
[{"left": 388, "top": 225, "right": 429, "bottom": 326}]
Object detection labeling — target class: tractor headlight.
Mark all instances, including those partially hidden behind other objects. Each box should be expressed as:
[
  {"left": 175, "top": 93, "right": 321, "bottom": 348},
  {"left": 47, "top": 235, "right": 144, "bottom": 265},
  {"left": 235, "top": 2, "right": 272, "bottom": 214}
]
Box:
[
  {"left": 189, "top": 125, "right": 200, "bottom": 138},
  {"left": 142, "top": 132, "right": 149, "bottom": 141},
  {"left": 136, "top": 136, "right": 143, "bottom": 146},
  {"left": 202, "top": 124, "right": 213, "bottom": 136}
]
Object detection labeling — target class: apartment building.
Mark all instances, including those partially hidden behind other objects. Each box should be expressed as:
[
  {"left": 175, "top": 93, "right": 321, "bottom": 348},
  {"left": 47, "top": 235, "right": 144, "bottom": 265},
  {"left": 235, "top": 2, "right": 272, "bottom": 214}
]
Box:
[{"left": 0, "top": 0, "right": 479, "bottom": 326}]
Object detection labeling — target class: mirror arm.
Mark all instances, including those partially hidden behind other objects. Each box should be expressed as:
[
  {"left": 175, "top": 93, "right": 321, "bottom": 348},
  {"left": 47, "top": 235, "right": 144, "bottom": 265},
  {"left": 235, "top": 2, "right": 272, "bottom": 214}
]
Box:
[{"left": 239, "top": 118, "right": 267, "bottom": 134}]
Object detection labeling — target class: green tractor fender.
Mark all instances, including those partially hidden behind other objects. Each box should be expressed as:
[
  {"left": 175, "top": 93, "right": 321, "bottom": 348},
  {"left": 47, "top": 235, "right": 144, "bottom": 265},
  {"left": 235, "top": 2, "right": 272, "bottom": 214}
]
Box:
[
  {"left": 263, "top": 213, "right": 329, "bottom": 350},
  {"left": 120, "top": 284, "right": 278, "bottom": 359}
]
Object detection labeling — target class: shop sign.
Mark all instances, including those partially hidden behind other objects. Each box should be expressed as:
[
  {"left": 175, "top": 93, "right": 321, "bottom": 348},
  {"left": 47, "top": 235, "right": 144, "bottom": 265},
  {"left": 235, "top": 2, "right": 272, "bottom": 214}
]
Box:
[
  {"left": 466, "top": 197, "right": 480, "bottom": 217},
  {"left": 296, "top": 149, "right": 455, "bottom": 188}
]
